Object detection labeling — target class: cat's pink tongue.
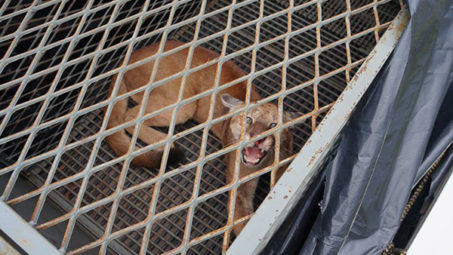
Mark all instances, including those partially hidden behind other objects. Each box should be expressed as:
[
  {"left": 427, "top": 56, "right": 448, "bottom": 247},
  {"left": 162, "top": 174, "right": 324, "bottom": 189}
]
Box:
[{"left": 244, "top": 147, "right": 264, "bottom": 161}]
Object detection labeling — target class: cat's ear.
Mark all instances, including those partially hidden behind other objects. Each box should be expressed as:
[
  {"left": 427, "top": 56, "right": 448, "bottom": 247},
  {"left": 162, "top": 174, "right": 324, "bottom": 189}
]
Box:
[
  {"left": 221, "top": 93, "right": 243, "bottom": 110},
  {"left": 283, "top": 111, "right": 300, "bottom": 122}
]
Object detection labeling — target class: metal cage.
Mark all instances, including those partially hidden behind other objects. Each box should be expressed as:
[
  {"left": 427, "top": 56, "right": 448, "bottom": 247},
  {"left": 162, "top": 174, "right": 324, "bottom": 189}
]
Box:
[{"left": 0, "top": 0, "right": 405, "bottom": 254}]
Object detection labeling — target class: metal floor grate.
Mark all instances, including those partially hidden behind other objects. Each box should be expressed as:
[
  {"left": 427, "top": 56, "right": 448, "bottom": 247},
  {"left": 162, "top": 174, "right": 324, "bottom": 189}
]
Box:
[{"left": 0, "top": 0, "right": 401, "bottom": 254}]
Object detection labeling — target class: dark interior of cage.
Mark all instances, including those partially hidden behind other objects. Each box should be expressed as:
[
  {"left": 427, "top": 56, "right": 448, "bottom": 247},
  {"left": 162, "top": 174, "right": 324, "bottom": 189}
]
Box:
[{"left": 0, "top": 0, "right": 400, "bottom": 254}]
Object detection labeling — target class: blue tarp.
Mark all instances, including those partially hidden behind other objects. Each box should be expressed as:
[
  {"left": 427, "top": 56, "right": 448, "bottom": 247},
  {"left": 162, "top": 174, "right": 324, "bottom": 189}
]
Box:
[{"left": 263, "top": 0, "right": 453, "bottom": 254}]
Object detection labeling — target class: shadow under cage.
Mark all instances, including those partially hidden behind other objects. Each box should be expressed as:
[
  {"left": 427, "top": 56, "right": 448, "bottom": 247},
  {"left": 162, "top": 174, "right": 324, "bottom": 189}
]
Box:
[{"left": 0, "top": 0, "right": 401, "bottom": 254}]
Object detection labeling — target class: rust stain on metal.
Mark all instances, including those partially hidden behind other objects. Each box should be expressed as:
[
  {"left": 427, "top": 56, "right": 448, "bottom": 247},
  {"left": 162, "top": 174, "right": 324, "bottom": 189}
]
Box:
[
  {"left": 336, "top": 94, "right": 344, "bottom": 104},
  {"left": 222, "top": 233, "right": 230, "bottom": 252},
  {"left": 394, "top": 13, "right": 409, "bottom": 33},
  {"left": 0, "top": 3, "right": 408, "bottom": 255},
  {"left": 308, "top": 154, "right": 317, "bottom": 167},
  {"left": 21, "top": 239, "right": 30, "bottom": 248},
  {"left": 317, "top": 120, "right": 325, "bottom": 129},
  {"left": 0, "top": 236, "right": 21, "bottom": 255},
  {"left": 307, "top": 144, "right": 329, "bottom": 168}
]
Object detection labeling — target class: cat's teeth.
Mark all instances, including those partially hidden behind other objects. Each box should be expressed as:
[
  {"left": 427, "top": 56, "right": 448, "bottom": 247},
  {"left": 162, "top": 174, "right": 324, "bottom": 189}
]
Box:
[{"left": 243, "top": 155, "right": 259, "bottom": 164}]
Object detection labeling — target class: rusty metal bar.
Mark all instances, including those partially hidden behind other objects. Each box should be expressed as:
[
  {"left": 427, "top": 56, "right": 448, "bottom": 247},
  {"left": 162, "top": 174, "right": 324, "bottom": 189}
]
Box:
[
  {"left": 228, "top": 6, "right": 410, "bottom": 254},
  {"left": 0, "top": 0, "right": 404, "bottom": 254},
  {"left": 0, "top": 201, "right": 61, "bottom": 255}
]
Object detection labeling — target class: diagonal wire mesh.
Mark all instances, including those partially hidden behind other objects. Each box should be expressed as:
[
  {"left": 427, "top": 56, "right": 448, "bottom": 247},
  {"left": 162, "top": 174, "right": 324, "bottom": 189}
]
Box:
[{"left": 0, "top": 0, "right": 402, "bottom": 254}]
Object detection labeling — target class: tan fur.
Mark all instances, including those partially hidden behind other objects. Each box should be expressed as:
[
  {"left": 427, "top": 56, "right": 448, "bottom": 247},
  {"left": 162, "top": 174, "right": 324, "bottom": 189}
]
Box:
[
  {"left": 221, "top": 98, "right": 294, "bottom": 236},
  {"left": 105, "top": 40, "right": 261, "bottom": 168},
  {"left": 105, "top": 40, "right": 294, "bottom": 237}
]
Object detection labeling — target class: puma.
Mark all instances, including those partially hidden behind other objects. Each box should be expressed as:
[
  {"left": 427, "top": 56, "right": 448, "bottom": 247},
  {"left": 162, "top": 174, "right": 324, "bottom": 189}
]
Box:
[
  {"left": 220, "top": 94, "right": 295, "bottom": 236},
  {"left": 105, "top": 40, "right": 295, "bottom": 236}
]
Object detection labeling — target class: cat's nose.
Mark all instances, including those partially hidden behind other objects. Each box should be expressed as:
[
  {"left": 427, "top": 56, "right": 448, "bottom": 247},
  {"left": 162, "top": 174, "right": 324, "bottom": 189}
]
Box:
[
  {"left": 248, "top": 122, "right": 268, "bottom": 138},
  {"left": 250, "top": 129, "right": 265, "bottom": 138},
  {"left": 254, "top": 138, "right": 266, "bottom": 146}
]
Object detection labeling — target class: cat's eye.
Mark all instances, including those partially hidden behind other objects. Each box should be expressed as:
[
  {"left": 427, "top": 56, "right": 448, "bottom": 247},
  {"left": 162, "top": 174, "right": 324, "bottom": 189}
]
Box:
[
  {"left": 246, "top": 116, "right": 253, "bottom": 124},
  {"left": 269, "top": 122, "right": 277, "bottom": 128}
]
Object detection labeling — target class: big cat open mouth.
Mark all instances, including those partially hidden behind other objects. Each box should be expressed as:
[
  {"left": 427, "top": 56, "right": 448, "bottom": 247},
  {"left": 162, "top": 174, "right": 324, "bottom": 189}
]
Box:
[{"left": 242, "top": 145, "right": 267, "bottom": 167}]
